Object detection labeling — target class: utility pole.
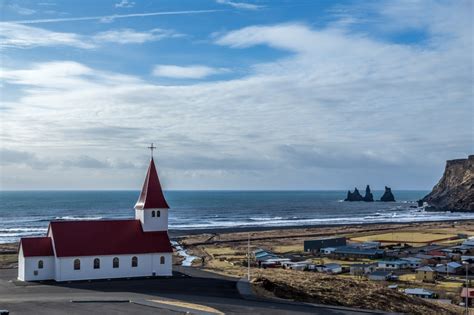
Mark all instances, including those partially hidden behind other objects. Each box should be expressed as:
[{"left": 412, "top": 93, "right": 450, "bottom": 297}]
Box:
[
  {"left": 466, "top": 263, "right": 469, "bottom": 315},
  {"left": 247, "top": 232, "right": 250, "bottom": 281},
  {"left": 463, "top": 261, "right": 469, "bottom": 315}
]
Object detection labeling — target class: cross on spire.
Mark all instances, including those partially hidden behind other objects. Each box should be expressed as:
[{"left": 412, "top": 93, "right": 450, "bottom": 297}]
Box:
[{"left": 147, "top": 143, "right": 156, "bottom": 158}]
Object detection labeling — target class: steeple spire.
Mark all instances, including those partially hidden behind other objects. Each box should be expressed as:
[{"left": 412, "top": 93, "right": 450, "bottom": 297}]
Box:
[{"left": 135, "top": 150, "right": 169, "bottom": 210}]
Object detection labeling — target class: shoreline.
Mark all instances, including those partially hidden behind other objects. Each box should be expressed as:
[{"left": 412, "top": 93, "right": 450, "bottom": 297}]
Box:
[
  {"left": 1, "top": 218, "right": 473, "bottom": 245},
  {"left": 168, "top": 218, "right": 474, "bottom": 238}
]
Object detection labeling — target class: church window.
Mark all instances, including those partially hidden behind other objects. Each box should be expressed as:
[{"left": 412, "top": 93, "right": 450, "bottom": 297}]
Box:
[
  {"left": 38, "top": 260, "right": 43, "bottom": 269},
  {"left": 160, "top": 256, "right": 165, "bottom": 264},
  {"left": 157, "top": 211, "right": 160, "bottom": 217},
  {"left": 113, "top": 257, "right": 119, "bottom": 268},
  {"left": 74, "top": 259, "right": 81, "bottom": 270},
  {"left": 94, "top": 258, "right": 100, "bottom": 269},
  {"left": 132, "top": 256, "right": 138, "bottom": 267},
  {"left": 152, "top": 211, "right": 155, "bottom": 217}
]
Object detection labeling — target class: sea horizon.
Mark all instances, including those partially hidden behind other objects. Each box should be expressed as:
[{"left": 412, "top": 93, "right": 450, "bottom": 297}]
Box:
[{"left": 3, "top": 189, "right": 473, "bottom": 244}]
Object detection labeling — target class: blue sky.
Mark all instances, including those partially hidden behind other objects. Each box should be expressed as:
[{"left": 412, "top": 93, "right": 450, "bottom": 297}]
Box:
[{"left": 0, "top": 0, "right": 472, "bottom": 190}]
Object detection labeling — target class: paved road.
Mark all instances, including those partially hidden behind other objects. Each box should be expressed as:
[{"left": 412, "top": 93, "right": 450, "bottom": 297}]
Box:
[{"left": 0, "top": 268, "right": 385, "bottom": 314}]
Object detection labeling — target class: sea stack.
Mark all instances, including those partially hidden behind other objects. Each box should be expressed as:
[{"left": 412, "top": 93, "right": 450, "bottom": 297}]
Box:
[
  {"left": 379, "top": 186, "right": 395, "bottom": 202},
  {"left": 363, "top": 185, "right": 374, "bottom": 202},
  {"left": 345, "top": 188, "right": 364, "bottom": 201},
  {"left": 423, "top": 155, "right": 474, "bottom": 212}
]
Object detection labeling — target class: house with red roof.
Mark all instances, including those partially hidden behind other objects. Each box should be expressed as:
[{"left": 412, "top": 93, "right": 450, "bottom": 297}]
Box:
[{"left": 18, "top": 156, "right": 173, "bottom": 282}]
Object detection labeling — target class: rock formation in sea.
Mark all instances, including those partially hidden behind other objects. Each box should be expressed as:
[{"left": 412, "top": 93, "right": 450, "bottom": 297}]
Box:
[
  {"left": 345, "top": 188, "right": 364, "bottom": 201},
  {"left": 363, "top": 185, "right": 374, "bottom": 202},
  {"left": 379, "top": 186, "right": 395, "bottom": 202},
  {"left": 423, "top": 155, "right": 474, "bottom": 212}
]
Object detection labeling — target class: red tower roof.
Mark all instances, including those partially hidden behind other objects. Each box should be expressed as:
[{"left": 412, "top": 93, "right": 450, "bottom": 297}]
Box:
[{"left": 135, "top": 158, "right": 169, "bottom": 210}]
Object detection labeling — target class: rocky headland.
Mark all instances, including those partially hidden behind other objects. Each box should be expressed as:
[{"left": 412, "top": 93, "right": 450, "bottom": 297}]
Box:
[{"left": 423, "top": 155, "right": 474, "bottom": 212}]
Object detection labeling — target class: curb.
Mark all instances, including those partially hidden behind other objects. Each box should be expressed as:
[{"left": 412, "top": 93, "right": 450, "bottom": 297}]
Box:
[
  {"left": 71, "top": 300, "right": 130, "bottom": 303},
  {"left": 131, "top": 299, "right": 221, "bottom": 315}
]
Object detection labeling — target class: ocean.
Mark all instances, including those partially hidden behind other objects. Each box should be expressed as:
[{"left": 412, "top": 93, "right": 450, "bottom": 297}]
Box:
[{"left": 1, "top": 190, "right": 473, "bottom": 244}]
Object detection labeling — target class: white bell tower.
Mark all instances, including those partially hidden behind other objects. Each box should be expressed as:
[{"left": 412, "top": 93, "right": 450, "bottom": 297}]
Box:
[{"left": 135, "top": 144, "right": 169, "bottom": 232}]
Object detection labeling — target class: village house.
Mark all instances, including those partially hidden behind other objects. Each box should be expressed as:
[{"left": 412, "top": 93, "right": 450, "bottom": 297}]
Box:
[
  {"left": 303, "top": 237, "right": 346, "bottom": 253},
  {"left": 401, "top": 257, "right": 424, "bottom": 269},
  {"left": 350, "top": 263, "right": 377, "bottom": 276},
  {"left": 460, "top": 288, "right": 474, "bottom": 307},
  {"left": 322, "top": 263, "right": 342, "bottom": 274},
  {"left": 415, "top": 266, "right": 437, "bottom": 282},
  {"left": 404, "top": 288, "right": 436, "bottom": 299},
  {"left": 368, "top": 270, "right": 392, "bottom": 281},
  {"left": 434, "top": 262, "right": 463, "bottom": 274},
  {"left": 332, "top": 246, "right": 385, "bottom": 259},
  {"left": 377, "top": 260, "right": 409, "bottom": 270}
]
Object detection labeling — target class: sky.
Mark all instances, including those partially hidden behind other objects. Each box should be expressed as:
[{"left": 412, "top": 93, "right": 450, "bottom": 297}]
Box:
[{"left": 0, "top": 0, "right": 472, "bottom": 190}]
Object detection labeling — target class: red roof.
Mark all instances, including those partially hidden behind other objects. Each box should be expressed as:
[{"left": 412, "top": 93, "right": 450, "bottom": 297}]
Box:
[
  {"left": 20, "top": 237, "right": 54, "bottom": 257},
  {"left": 135, "top": 158, "right": 169, "bottom": 210},
  {"left": 461, "top": 288, "right": 474, "bottom": 298},
  {"left": 49, "top": 220, "right": 172, "bottom": 257}
]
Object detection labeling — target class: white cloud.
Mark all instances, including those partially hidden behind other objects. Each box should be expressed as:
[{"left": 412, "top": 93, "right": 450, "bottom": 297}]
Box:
[
  {"left": 5, "top": 9, "right": 221, "bottom": 25},
  {"left": 216, "top": 0, "right": 263, "bottom": 10},
  {"left": 93, "top": 28, "right": 182, "bottom": 44},
  {"left": 215, "top": 23, "right": 321, "bottom": 52},
  {"left": 0, "top": 23, "right": 182, "bottom": 49},
  {"left": 0, "top": 22, "right": 94, "bottom": 49},
  {"left": 152, "top": 65, "right": 228, "bottom": 79},
  {"left": 115, "top": 0, "right": 135, "bottom": 8},
  {"left": 1, "top": 1, "right": 472, "bottom": 189}
]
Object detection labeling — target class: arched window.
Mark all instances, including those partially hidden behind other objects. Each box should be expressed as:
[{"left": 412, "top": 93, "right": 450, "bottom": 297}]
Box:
[
  {"left": 152, "top": 211, "right": 155, "bottom": 217},
  {"left": 131, "top": 256, "right": 138, "bottom": 267},
  {"left": 156, "top": 210, "right": 161, "bottom": 217},
  {"left": 160, "top": 256, "right": 165, "bottom": 264},
  {"left": 94, "top": 258, "right": 100, "bottom": 269},
  {"left": 74, "top": 259, "right": 81, "bottom": 270},
  {"left": 113, "top": 257, "right": 119, "bottom": 268},
  {"left": 38, "top": 260, "right": 43, "bottom": 269}
]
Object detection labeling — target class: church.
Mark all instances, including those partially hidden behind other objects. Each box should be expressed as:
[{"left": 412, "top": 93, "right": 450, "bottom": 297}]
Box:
[{"left": 17, "top": 154, "right": 173, "bottom": 282}]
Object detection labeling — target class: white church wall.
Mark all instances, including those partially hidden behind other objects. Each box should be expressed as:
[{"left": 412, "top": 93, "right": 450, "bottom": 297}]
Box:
[
  {"left": 136, "top": 208, "right": 168, "bottom": 232},
  {"left": 152, "top": 253, "right": 172, "bottom": 276},
  {"left": 55, "top": 253, "right": 171, "bottom": 281},
  {"left": 17, "top": 246, "right": 25, "bottom": 281},
  {"left": 18, "top": 249, "right": 55, "bottom": 281}
]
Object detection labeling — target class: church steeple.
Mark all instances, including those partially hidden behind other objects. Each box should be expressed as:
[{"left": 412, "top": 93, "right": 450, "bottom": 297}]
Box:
[
  {"left": 135, "top": 149, "right": 170, "bottom": 232},
  {"left": 135, "top": 157, "right": 169, "bottom": 210}
]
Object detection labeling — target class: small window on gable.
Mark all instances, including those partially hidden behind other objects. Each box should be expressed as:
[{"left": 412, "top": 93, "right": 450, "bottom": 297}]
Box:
[
  {"left": 152, "top": 211, "right": 155, "bottom": 217},
  {"left": 74, "top": 259, "right": 81, "bottom": 270},
  {"left": 94, "top": 258, "right": 100, "bottom": 269},
  {"left": 132, "top": 256, "right": 138, "bottom": 267},
  {"left": 113, "top": 257, "right": 119, "bottom": 268},
  {"left": 156, "top": 210, "right": 160, "bottom": 217},
  {"left": 38, "top": 260, "right": 43, "bottom": 269},
  {"left": 160, "top": 256, "right": 165, "bottom": 264}
]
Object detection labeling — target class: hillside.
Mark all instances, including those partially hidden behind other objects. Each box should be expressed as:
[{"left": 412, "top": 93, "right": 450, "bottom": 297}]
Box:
[{"left": 252, "top": 269, "right": 462, "bottom": 315}]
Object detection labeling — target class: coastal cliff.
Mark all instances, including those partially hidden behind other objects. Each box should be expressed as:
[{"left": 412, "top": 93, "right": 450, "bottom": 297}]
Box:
[{"left": 423, "top": 155, "right": 474, "bottom": 212}]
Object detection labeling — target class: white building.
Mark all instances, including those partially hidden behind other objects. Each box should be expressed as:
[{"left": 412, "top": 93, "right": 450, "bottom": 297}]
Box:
[
  {"left": 377, "top": 260, "right": 409, "bottom": 270},
  {"left": 18, "top": 157, "right": 173, "bottom": 282}
]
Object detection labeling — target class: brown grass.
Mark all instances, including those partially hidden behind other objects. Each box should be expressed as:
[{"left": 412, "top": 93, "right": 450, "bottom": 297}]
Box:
[{"left": 252, "top": 269, "right": 463, "bottom": 315}]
